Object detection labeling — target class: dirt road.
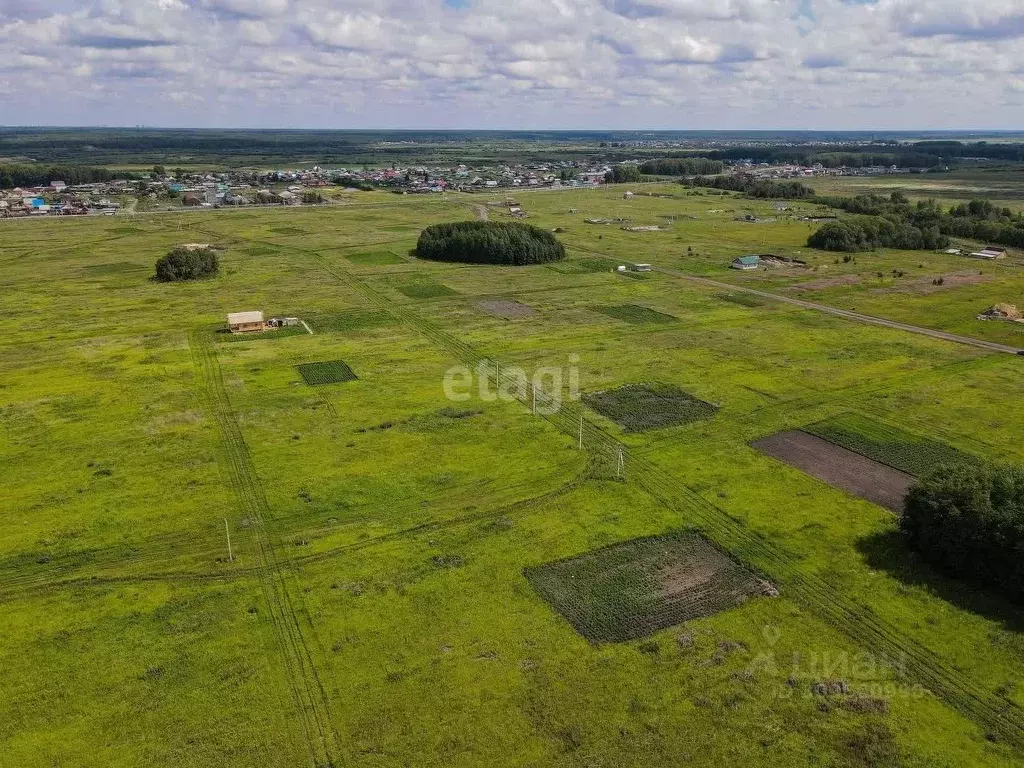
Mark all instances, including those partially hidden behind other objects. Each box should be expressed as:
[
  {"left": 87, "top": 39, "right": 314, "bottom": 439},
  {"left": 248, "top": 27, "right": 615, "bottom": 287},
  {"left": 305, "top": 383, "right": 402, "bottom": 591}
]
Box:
[{"left": 653, "top": 266, "right": 1024, "bottom": 356}]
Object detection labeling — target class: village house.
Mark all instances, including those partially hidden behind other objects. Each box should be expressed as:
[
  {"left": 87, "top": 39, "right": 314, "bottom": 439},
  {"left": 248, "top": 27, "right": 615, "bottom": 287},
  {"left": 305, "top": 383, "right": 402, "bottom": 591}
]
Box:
[
  {"left": 732, "top": 255, "right": 761, "bottom": 270},
  {"left": 227, "top": 311, "right": 266, "bottom": 334}
]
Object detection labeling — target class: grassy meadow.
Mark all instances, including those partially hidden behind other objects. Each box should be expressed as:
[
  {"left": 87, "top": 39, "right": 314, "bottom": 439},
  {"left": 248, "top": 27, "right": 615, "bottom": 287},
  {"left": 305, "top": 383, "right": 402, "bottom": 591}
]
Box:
[{"left": 1, "top": 183, "right": 1023, "bottom": 766}]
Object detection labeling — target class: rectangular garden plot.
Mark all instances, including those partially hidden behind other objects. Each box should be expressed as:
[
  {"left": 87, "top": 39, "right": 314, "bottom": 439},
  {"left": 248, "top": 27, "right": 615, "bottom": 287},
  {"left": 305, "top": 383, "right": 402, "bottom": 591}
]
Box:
[
  {"left": 297, "top": 359, "right": 358, "bottom": 385},
  {"left": 478, "top": 298, "right": 536, "bottom": 319},
  {"left": 752, "top": 430, "right": 914, "bottom": 514},
  {"left": 584, "top": 383, "right": 717, "bottom": 433},
  {"left": 590, "top": 304, "right": 676, "bottom": 324},
  {"left": 525, "top": 531, "right": 772, "bottom": 642},
  {"left": 802, "top": 413, "right": 978, "bottom": 477}
]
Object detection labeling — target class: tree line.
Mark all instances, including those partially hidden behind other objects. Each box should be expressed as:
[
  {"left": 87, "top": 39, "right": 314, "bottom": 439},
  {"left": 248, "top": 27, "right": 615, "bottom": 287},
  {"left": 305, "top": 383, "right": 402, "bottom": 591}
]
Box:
[
  {"left": 638, "top": 158, "right": 724, "bottom": 176},
  {"left": 685, "top": 175, "right": 817, "bottom": 199},
  {"left": 699, "top": 141, "right": 1024, "bottom": 169},
  {"left": 685, "top": 175, "right": 1024, "bottom": 252},
  {"left": 0, "top": 164, "right": 134, "bottom": 189},
  {"left": 415, "top": 221, "right": 566, "bottom": 265}
]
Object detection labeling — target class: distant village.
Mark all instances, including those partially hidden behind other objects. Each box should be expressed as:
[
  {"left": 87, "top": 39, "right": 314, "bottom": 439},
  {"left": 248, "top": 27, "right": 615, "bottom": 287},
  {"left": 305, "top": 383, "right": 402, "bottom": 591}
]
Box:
[{"left": 0, "top": 158, "right": 911, "bottom": 218}]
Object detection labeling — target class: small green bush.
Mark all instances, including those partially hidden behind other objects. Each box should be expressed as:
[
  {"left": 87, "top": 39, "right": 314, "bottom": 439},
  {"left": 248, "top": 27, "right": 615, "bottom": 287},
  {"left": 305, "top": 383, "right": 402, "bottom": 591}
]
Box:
[{"left": 154, "top": 247, "right": 219, "bottom": 282}]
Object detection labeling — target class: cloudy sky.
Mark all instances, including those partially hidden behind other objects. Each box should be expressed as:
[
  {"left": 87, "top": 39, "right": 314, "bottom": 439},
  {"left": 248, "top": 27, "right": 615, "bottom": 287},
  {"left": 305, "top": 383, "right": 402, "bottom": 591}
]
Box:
[{"left": 1, "top": 0, "right": 1021, "bottom": 129}]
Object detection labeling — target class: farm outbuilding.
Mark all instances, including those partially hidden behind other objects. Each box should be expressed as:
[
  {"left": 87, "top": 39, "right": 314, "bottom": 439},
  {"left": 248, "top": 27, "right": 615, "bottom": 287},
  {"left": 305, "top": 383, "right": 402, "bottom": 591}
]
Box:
[
  {"left": 732, "top": 255, "right": 761, "bottom": 270},
  {"left": 227, "top": 311, "right": 266, "bottom": 334}
]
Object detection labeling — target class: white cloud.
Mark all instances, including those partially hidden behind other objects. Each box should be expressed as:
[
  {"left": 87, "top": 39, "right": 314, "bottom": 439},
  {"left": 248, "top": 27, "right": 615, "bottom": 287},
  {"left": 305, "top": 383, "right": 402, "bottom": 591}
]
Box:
[{"left": 0, "top": 0, "right": 1018, "bottom": 128}]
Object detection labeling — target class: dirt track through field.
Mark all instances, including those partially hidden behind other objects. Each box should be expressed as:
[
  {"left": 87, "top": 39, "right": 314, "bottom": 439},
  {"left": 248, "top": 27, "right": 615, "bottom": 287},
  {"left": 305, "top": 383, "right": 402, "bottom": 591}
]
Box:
[
  {"left": 306, "top": 255, "right": 1024, "bottom": 750},
  {"left": 752, "top": 430, "right": 914, "bottom": 513},
  {"left": 189, "top": 330, "right": 342, "bottom": 767},
  {"left": 651, "top": 265, "right": 1024, "bottom": 355}
]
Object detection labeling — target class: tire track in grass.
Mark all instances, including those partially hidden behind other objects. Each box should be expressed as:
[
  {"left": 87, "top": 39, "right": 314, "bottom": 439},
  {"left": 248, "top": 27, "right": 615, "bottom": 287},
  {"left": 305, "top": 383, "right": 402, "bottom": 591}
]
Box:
[
  {"left": 310, "top": 258, "right": 1024, "bottom": 750},
  {"left": 189, "top": 329, "right": 341, "bottom": 768}
]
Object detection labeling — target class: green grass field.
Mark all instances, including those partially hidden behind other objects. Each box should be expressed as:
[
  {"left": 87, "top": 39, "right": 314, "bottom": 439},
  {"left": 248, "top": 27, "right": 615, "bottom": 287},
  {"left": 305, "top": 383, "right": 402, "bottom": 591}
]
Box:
[{"left": 1, "top": 184, "right": 1023, "bottom": 766}]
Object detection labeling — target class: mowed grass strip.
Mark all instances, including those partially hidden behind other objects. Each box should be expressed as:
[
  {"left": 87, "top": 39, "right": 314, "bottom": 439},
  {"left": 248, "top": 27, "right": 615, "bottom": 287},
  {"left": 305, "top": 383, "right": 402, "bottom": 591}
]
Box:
[
  {"left": 803, "top": 413, "right": 980, "bottom": 477},
  {"left": 590, "top": 304, "right": 676, "bottom": 324},
  {"left": 525, "top": 531, "right": 771, "bottom": 642},
  {"left": 219, "top": 326, "right": 307, "bottom": 343},
  {"left": 306, "top": 309, "right": 396, "bottom": 332},
  {"left": 344, "top": 249, "right": 406, "bottom": 265},
  {"left": 297, "top": 359, "right": 358, "bottom": 385},
  {"left": 395, "top": 280, "right": 459, "bottom": 299},
  {"left": 584, "top": 383, "right": 718, "bottom": 433}
]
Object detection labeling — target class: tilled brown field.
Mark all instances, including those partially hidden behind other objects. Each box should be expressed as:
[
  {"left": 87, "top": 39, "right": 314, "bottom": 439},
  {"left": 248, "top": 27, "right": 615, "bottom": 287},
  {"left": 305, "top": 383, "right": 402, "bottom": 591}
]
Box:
[{"left": 752, "top": 430, "right": 914, "bottom": 513}]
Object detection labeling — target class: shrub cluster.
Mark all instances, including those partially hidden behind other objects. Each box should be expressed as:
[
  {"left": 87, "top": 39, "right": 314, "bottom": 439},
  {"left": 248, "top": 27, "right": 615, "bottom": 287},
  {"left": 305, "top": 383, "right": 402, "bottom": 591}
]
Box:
[
  {"left": 154, "top": 246, "right": 220, "bottom": 282},
  {"left": 414, "top": 221, "right": 566, "bottom": 265},
  {"left": 902, "top": 464, "right": 1024, "bottom": 603}
]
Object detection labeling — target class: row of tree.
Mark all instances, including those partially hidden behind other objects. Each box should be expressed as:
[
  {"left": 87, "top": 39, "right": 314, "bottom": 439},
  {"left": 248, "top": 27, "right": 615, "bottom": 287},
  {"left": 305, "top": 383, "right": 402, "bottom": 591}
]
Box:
[
  {"left": 903, "top": 463, "right": 1024, "bottom": 604},
  {"left": 808, "top": 218, "right": 948, "bottom": 252},
  {"left": 0, "top": 164, "right": 133, "bottom": 189},
  {"left": 603, "top": 165, "right": 644, "bottom": 184},
  {"left": 414, "top": 221, "right": 566, "bottom": 265},
  {"left": 685, "top": 174, "right": 818, "bottom": 199},
  {"left": 638, "top": 158, "right": 724, "bottom": 176},
  {"left": 699, "top": 141, "right": 1024, "bottom": 168}
]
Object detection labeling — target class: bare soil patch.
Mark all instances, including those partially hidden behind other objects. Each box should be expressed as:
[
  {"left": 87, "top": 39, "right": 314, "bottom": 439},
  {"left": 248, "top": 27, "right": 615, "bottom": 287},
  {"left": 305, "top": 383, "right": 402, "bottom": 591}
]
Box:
[
  {"left": 874, "top": 272, "right": 993, "bottom": 295},
  {"left": 786, "top": 275, "right": 863, "bottom": 291},
  {"left": 753, "top": 430, "right": 914, "bottom": 513},
  {"left": 477, "top": 298, "right": 536, "bottom": 319}
]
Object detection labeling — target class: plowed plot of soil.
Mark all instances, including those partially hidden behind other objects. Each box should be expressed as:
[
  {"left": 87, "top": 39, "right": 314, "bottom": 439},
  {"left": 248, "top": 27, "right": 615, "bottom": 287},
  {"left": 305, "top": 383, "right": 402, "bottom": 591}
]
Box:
[
  {"left": 525, "top": 531, "right": 772, "bottom": 642},
  {"left": 478, "top": 298, "right": 536, "bottom": 319},
  {"left": 753, "top": 430, "right": 914, "bottom": 513}
]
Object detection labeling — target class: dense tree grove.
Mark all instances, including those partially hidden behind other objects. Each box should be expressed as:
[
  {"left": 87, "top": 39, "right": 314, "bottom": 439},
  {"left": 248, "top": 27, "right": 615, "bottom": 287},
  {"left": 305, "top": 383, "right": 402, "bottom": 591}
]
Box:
[
  {"left": 154, "top": 247, "right": 220, "bottom": 281},
  {"left": 414, "top": 221, "right": 566, "bottom": 265},
  {"left": 685, "top": 175, "right": 817, "bottom": 199},
  {"left": 604, "top": 165, "right": 644, "bottom": 184},
  {"left": 807, "top": 217, "right": 948, "bottom": 252},
  {"left": 639, "top": 157, "right": 724, "bottom": 176},
  {"left": 902, "top": 464, "right": 1024, "bottom": 603},
  {"left": 0, "top": 164, "right": 132, "bottom": 189}
]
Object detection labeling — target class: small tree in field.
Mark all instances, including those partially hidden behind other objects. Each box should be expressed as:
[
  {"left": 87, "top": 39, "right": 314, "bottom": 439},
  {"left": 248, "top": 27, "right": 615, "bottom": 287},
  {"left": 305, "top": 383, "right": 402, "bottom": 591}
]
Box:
[
  {"left": 154, "top": 246, "right": 220, "bottom": 282},
  {"left": 902, "top": 463, "right": 1024, "bottom": 602}
]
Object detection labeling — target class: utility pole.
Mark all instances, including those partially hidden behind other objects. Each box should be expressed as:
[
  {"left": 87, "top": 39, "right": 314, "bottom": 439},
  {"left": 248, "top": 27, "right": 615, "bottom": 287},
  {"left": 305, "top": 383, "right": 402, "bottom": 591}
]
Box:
[
  {"left": 225, "top": 519, "right": 233, "bottom": 563},
  {"left": 578, "top": 413, "right": 583, "bottom": 449},
  {"left": 616, "top": 448, "right": 624, "bottom": 479},
  {"left": 532, "top": 384, "right": 537, "bottom": 414}
]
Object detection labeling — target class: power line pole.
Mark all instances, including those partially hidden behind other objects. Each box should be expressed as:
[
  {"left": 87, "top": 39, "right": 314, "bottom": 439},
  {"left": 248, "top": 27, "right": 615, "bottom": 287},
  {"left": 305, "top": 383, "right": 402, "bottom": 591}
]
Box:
[
  {"left": 532, "top": 383, "right": 536, "bottom": 414},
  {"left": 616, "top": 448, "right": 624, "bottom": 479},
  {"left": 578, "top": 413, "right": 583, "bottom": 449},
  {"left": 224, "top": 518, "right": 233, "bottom": 563}
]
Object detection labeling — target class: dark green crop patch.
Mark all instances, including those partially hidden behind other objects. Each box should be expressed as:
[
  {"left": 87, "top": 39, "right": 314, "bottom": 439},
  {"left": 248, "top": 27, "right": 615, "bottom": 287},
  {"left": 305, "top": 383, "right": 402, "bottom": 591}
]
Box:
[
  {"left": 525, "top": 531, "right": 772, "bottom": 642},
  {"left": 803, "top": 413, "right": 979, "bottom": 477},
  {"left": 584, "top": 383, "right": 717, "bottom": 433},
  {"left": 297, "top": 360, "right": 358, "bottom": 385}
]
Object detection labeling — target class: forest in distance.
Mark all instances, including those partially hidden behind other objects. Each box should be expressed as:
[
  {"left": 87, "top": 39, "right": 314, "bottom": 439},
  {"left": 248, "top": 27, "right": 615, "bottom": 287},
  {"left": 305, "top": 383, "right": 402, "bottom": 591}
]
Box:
[{"left": 4, "top": 127, "right": 1024, "bottom": 169}]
